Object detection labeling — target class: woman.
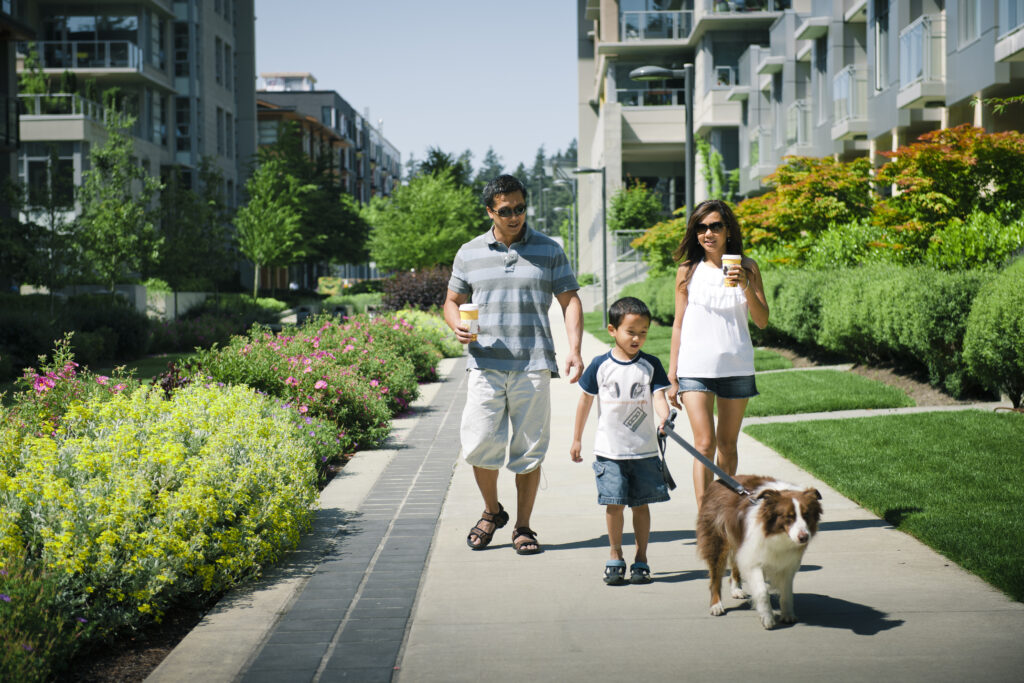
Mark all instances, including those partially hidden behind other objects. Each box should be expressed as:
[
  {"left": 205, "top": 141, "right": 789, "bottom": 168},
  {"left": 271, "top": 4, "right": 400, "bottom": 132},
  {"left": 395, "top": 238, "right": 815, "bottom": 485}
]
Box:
[{"left": 666, "top": 200, "right": 769, "bottom": 509}]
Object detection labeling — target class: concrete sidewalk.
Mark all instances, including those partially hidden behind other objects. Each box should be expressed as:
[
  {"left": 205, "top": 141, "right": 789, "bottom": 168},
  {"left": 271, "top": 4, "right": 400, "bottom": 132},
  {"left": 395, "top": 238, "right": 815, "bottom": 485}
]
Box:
[{"left": 150, "top": 304, "right": 1024, "bottom": 683}]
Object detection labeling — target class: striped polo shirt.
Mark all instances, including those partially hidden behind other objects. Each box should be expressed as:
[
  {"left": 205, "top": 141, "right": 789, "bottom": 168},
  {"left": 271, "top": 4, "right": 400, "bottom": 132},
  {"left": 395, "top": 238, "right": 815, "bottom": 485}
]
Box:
[{"left": 449, "top": 225, "right": 579, "bottom": 376}]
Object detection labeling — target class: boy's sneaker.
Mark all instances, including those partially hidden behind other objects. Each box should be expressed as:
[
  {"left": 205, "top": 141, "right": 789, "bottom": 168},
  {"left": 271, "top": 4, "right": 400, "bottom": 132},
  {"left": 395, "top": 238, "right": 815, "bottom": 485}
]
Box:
[
  {"left": 603, "top": 559, "right": 627, "bottom": 585},
  {"left": 629, "top": 562, "right": 652, "bottom": 584}
]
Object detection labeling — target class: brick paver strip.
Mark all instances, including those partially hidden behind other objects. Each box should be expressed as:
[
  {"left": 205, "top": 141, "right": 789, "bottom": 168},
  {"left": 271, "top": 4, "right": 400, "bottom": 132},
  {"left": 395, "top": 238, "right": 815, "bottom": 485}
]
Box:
[{"left": 240, "top": 358, "right": 467, "bottom": 682}]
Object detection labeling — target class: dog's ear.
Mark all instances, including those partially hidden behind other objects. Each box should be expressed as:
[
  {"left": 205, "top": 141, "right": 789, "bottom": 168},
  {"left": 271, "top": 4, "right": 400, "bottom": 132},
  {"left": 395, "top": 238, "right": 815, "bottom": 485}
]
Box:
[
  {"left": 756, "top": 489, "right": 780, "bottom": 501},
  {"left": 805, "top": 488, "right": 822, "bottom": 500}
]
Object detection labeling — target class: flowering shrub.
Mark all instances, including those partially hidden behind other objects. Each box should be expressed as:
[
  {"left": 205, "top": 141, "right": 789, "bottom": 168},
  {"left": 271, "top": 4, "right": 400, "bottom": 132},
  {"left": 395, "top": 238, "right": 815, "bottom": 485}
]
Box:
[
  {"left": 394, "top": 308, "right": 463, "bottom": 358},
  {"left": 0, "top": 383, "right": 317, "bottom": 659}
]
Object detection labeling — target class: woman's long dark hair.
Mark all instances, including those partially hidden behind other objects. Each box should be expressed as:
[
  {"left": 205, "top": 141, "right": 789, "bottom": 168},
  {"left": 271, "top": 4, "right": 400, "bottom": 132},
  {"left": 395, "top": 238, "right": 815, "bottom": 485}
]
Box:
[{"left": 672, "top": 199, "right": 745, "bottom": 291}]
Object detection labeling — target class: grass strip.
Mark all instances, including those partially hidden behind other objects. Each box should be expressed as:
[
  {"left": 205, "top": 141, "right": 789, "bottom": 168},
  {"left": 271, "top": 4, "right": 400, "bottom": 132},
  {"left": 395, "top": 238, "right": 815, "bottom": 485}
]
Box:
[
  {"left": 747, "top": 370, "right": 914, "bottom": 416},
  {"left": 744, "top": 411, "right": 1024, "bottom": 601}
]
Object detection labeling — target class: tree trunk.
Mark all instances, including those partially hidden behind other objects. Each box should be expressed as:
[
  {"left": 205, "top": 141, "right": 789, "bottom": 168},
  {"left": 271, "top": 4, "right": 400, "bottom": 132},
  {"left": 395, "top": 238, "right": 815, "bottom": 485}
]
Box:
[{"left": 252, "top": 262, "right": 261, "bottom": 298}]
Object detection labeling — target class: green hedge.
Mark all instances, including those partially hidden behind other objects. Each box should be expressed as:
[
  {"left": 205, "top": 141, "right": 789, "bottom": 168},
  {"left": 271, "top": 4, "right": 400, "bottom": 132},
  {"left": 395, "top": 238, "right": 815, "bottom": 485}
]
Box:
[
  {"left": 759, "top": 264, "right": 999, "bottom": 398},
  {"left": 963, "top": 257, "right": 1024, "bottom": 407},
  {"left": 619, "top": 273, "right": 674, "bottom": 324}
]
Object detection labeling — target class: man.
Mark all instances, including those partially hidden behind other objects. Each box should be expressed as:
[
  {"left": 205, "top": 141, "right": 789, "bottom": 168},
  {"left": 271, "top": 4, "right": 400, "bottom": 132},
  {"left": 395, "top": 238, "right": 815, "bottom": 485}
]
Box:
[{"left": 444, "top": 174, "right": 583, "bottom": 555}]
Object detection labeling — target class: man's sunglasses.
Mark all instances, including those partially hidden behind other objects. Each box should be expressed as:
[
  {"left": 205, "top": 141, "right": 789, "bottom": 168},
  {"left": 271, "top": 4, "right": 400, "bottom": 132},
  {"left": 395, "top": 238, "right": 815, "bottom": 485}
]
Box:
[
  {"left": 697, "top": 221, "right": 726, "bottom": 234},
  {"left": 492, "top": 204, "right": 527, "bottom": 218}
]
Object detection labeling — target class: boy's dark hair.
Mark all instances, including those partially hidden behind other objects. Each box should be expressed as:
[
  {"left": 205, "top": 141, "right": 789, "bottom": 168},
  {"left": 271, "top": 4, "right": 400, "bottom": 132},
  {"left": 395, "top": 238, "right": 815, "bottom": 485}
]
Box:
[
  {"left": 608, "top": 296, "right": 651, "bottom": 328},
  {"left": 482, "top": 174, "right": 528, "bottom": 208}
]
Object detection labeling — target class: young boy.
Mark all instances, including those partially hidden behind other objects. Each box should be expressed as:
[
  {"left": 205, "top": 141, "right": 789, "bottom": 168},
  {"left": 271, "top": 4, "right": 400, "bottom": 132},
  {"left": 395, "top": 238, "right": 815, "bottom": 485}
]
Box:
[{"left": 571, "top": 297, "right": 671, "bottom": 585}]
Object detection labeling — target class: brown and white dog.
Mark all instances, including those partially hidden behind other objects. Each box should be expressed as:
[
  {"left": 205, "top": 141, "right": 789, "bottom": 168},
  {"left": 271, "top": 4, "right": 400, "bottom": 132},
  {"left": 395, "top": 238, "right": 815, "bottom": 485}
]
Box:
[{"left": 696, "top": 475, "right": 822, "bottom": 629}]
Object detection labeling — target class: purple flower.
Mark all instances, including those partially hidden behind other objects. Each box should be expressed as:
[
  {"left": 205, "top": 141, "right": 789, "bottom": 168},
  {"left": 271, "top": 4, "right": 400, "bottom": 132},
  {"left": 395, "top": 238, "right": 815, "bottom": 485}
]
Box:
[{"left": 0, "top": 593, "right": 11, "bottom": 602}]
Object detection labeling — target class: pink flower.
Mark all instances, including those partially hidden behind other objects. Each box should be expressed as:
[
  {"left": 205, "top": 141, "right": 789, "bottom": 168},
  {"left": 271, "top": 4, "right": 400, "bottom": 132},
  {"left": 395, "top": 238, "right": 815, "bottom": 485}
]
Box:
[
  {"left": 370, "top": 379, "right": 379, "bottom": 387},
  {"left": 314, "top": 380, "right": 328, "bottom": 390},
  {"left": 343, "top": 344, "right": 355, "bottom": 353},
  {"left": 96, "top": 376, "right": 109, "bottom": 385},
  {"left": 285, "top": 377, "right": 299, "bottom": 386},
  {"left": 113, "top": 384, "right": 126, "bottom": 392},
  {"left": 303, "top": 366, "right": 313, "bottom": 374},
  {"left": 33, "top": 376, "right": 55, "bottom": 393},
  {"left": 298, "top": 405, "right": 308, "bottom": 414}
]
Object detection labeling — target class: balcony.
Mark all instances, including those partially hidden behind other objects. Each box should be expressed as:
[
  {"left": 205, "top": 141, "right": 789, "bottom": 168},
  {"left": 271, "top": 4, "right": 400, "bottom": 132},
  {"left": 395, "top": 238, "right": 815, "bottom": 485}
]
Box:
[
  {"left": 30, "top": 40, "right": 145, "bottom": 72},
  {"left": 1, "top": 95, "right": 17, "bottom": 150},
  {"left": 995, "top": 0, "right": 1024, "bottom": 61},
  {"left": 897, "top": 14, "right": 946, "bottom": 108},
  {"left": 706, "top": 0, "right": 790, "bottom": 12},
  {"left": 617, "top": 88, "right": 687, "bottom": 107},
  {"left": 620, "top": 10, "right": 693, "bottom": 41},
  {"left": 19, "top": 93, "right": 105, "bottom": 122},
  {"left": 785, "top": 99, "right": 811, "bottom": 149},
  {"left": 831, "top": 65, "right": 867, "bottom": 140}
]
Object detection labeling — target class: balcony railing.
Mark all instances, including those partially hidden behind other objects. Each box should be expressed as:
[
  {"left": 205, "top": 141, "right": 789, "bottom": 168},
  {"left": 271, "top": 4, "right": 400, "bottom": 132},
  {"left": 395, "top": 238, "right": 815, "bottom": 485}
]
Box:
[
  {"left": 1, "top": 95, "right": 18, "bottom": 148},
  {"left": 999, "top": 0, "right": 1024, "bottom": 37},
  {"left": 614, "top": 230, "right": 647, "bottom": 263},
  {"left": 899, "top": 15, "right": 945, "bottom": 89},
  {"left": 620, "top": 10, "right": 692, "bottom": 40},
  {"left": 706, "top": 0, "right": 790, "bottom": 13},
  {"left": 749, "top": 127, "right": 771, "bottom": 180},
  {"left": 28, "top": 40, "right": 145, "bottom": 71},
  {"left": 617, "top": 88, "right": 687, "bottom": 107},
  {"left": 19, "top": 93, "right": 105, "bottom": 121},
  {"left": 785, "top": 99, "right": 810, "bottom": 147},
  {"left": 833, "top": 65, "right": 867, "bottom": 123}
]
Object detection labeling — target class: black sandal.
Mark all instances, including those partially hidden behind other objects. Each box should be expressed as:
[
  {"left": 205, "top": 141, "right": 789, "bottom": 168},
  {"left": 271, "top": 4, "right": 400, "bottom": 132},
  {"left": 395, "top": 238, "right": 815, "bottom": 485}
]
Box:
[
  {"left": 466, "top": 503, "right": 509, "bottom": 550},
  {"left": 512, "top": 526, "right": 541, "bottom": 555}
]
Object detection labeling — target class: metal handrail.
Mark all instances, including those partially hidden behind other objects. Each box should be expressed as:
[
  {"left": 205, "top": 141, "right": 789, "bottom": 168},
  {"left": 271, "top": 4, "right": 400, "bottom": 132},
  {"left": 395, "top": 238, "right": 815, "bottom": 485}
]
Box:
[
  {"left": 27, "top": 39, "right": 145, "bottom": 71},
  {"left": 899, "top": 14, "right": 945, "bottom": 88},
  {"left": 18, "top": 93, "right": 105, "bottom": 121},
  {"left": 832, "top": 65, "right": 866, "bottom": 122},
  {"left": 617, "top": 88, "right": 687, "bottom": 107}
]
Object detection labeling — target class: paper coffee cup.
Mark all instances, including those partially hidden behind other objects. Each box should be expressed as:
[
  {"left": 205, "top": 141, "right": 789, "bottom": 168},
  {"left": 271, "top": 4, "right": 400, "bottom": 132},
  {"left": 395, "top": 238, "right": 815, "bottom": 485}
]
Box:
[
  {"left": 722, "top": 255, "right": 742, "bottom": 287},
  {"left": 459, "top": 303, "right": 479, "bottom": 341}
]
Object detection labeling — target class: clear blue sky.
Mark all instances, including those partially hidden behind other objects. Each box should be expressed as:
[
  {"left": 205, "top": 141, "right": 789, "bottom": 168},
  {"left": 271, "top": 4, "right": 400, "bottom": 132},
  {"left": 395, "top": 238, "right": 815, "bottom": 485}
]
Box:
[{"left": 254, "top": 1, "right": 579, "bottom": 175}]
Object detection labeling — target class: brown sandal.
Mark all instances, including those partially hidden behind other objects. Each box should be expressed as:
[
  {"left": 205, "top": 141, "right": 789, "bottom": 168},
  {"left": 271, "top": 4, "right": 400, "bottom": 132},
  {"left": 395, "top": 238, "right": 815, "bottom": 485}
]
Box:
[
  {"left": 512, "top": 526, "right": 541, "bottom": 555},
  {"left": 466, "top": 503, "right": 509, "bottom": 550}
]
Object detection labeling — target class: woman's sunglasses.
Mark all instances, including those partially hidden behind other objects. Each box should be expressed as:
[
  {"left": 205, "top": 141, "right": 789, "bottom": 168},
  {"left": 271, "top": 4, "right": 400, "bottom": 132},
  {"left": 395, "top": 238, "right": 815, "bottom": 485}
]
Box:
[
  {"left": 696, "top": 221, "right": 726, "bottom": 234},
  {"left": 492, "top": 204, "right": 527, "bottom": 218}
]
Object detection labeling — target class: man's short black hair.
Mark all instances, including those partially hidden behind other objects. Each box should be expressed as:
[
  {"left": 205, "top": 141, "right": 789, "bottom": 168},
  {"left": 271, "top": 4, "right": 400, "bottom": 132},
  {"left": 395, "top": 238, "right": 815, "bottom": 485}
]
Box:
[
  {"left": 482, "top": 174, "right": 528, "bottom": 208},
  {"left": 608, "top": 297, "right": 652, "bottom": 328}
]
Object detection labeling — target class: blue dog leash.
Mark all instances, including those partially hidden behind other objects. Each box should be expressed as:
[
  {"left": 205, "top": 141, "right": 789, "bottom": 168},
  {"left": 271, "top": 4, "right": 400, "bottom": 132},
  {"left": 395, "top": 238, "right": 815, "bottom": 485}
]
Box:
[{"left": 661, "top": 409, "right": 755, "bottom": 504}]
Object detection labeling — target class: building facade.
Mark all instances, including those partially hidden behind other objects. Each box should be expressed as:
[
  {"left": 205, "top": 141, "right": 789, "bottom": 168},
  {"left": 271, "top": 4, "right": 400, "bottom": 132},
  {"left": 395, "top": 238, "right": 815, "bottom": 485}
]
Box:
[
  {"left": 1, "top": 0, "right": 34, "bottom": 220},
  {"left": 14, "top": 0, "right": 256, "bottom": 213},
  {"left": 577, "top": 0, "right": 1024, "bottom": 307}
]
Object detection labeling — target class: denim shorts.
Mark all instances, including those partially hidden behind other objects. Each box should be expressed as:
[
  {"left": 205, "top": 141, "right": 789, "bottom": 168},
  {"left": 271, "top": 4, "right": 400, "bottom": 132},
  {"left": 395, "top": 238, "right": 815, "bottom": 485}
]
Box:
[
  {"left": 677, "top": 375, "right": 759, "bottom": 400},
  {"left": 593, "top": 456, "right": 670, "bottom": 507}
]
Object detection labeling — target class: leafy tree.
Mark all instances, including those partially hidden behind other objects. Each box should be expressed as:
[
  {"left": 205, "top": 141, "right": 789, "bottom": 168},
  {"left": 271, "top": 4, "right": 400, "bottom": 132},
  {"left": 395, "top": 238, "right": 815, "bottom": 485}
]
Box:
[
  {"left": 77, "top": 111, "right": 163, "bottom": 291},
  {"left": 608, "top": 180, "right": 663, "bottom": 233},
  {"left": 697, "top": 137, "right": 739, "bottom": 202},
  {"left": 733, "top": 155, "right": 873, "bottom": 251},
  {"left": 234, "top": 159, "right": 314, "bottom": 297},
  {"left": 630, "top": 211, "right": 687, "bottom": 276},
  {"left": 873, "top": 125, "right": 1024, "bottom": 254},
  {"left": 364, "top": 169, "right": 483, "bottom": 271},
  {"left": 155, "top": 159, "right": 233, "bottom": 291},
  {"left": 259, "top": 122, "right": 370, "bottom": 266}
]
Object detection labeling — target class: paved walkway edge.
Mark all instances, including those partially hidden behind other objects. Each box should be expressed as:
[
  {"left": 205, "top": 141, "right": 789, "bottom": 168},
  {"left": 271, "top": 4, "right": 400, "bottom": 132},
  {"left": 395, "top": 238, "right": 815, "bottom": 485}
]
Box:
[{"left": 146, "top": 356, "right": 464, "bottom": 683}]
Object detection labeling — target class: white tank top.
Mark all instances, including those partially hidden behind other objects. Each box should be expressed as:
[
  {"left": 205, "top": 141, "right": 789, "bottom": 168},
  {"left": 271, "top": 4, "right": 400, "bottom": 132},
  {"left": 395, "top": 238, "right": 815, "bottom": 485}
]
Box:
[{"left": 676, "top": 260, "right": 755, "bottom": 378}]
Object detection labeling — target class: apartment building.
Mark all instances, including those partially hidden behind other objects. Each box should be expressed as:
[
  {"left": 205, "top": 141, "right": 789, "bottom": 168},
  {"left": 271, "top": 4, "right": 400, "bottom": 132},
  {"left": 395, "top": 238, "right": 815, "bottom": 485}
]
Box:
[
  {"left": 578, "top": 0, "right": 1024, "bottom": 307},
  {"left": 14, "top": 0, "right": 256, "bottom": 213}
]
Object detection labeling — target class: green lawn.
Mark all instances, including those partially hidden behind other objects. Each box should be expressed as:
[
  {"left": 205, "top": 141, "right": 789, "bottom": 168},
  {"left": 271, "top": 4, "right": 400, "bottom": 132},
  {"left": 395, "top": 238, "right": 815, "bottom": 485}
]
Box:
[
  {"left": 744, "top": 411, "right": 1024, "bottom": 601},
  {"left": 94, "top": 352, "right": 194, "bottom": 384},
  {"left": 747, "top": 370, "right": 914, "bottom": 416}
]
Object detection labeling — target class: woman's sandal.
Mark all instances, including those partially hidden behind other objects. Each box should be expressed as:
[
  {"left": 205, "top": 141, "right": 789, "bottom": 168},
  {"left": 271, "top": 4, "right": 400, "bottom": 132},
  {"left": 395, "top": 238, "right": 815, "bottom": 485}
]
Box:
[
  {"left": 511, "top": 526, "right": 541, "bottom": 555},
  {"left": 629, "top": 562, "right": 652, "bottom": 584},
  {"left": 604, "top": 559, "right": 627, "bottom": 585},
  {"left": 466, "top": 503, "right": 509, "bottom": 550}
]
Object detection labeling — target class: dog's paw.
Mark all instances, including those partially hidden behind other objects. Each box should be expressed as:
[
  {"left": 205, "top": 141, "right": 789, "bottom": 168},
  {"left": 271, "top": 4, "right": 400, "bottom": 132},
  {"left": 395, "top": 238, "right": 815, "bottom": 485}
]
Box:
[
  {"left": 731, "top": 586, "right": 747, "bottom": 599},
  {"left": 779, "top": 612, "right": 797, "bottom": 624},
  {"left": 709, "top": 601, "right": 725, "bottom": 616},
  {"left": 759, "top": 612, "right": 777, "bottom": 630}
]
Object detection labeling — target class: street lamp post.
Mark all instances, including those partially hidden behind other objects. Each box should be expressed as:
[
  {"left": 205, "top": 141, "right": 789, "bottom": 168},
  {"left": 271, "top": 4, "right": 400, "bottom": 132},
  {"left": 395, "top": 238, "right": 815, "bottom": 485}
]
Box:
[
  {"left": 573, "top": 166, "right": 607, "bottom": 327},
  {"left": 628, "top": 63, "right": 695, "bottom": 219}
]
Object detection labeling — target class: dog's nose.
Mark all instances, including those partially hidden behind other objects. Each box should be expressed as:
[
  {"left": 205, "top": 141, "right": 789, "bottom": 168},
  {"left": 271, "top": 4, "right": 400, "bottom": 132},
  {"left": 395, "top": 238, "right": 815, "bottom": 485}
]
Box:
[{"left": 797, "top": 531, "right": 809, "bottom": 544}]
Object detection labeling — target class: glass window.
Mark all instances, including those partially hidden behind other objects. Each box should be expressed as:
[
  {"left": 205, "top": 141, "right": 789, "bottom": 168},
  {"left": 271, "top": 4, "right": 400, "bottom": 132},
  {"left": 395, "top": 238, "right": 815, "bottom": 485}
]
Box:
[
  {"left": 959, "top": 0, "right": 980, "bottom": 46},
  {"left": 176, "top": 97, "right": 191, "bottom": 152},
  {"left": 258, "top": 120, "right": 278, "bottom": 145},
  {"left": 224, "top": 43, "right": 232, "bottom": 90},
  {"left": 216, "top": 107, "right": 224, "bottom": 155},
  {"left": 225, "top": 112, "right": 233, "bottom": 159},
  {"left": 174, "top": 23, "right": 190, "bottom": 77},
  {"left": 215, "top": 36, "right": 223, "bottom": 84},
  {"left": 873, "top": 0, "right": 889, "bottom": 91}
]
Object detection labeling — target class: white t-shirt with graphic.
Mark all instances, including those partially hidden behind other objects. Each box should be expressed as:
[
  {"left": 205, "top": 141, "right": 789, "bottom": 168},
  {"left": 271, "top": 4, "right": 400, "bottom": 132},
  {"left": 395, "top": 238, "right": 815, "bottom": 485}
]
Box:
[{"left": 579, "top": 350, "right": 670, "bottom": 460}]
